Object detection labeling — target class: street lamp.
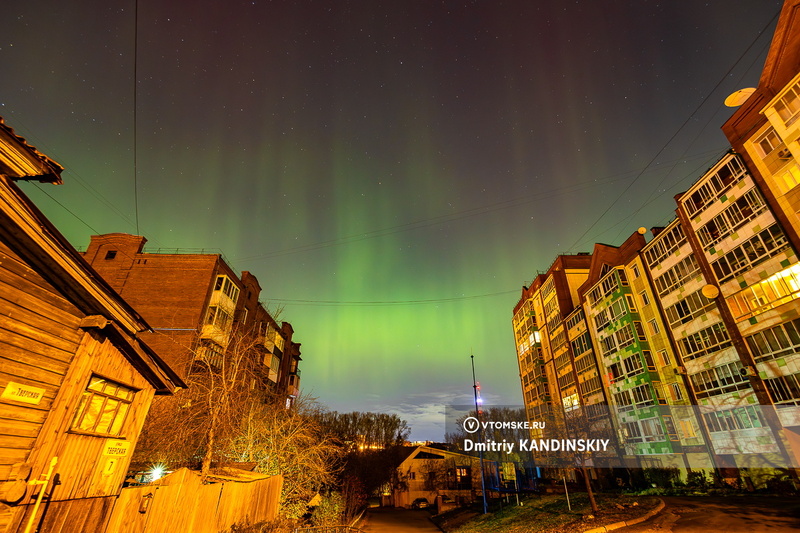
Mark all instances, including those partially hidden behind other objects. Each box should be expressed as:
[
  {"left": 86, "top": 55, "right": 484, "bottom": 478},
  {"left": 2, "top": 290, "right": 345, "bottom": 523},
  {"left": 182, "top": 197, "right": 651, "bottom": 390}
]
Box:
[{"left": 471, "top": 354, "right": 488, "bottom": 514}]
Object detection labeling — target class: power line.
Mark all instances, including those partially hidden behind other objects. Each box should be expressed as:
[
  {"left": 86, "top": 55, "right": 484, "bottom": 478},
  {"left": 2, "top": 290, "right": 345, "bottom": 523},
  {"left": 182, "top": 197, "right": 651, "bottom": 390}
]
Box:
[
  {"left": 30, "top": 182, "right": 101, "bottom": 234},
  {"left": 569, "top": 8, "right": 780, "bottom": 252},
  {"left": 133, "top": 0, "right": 140, "bottom": 235},
  {"left": 265, "top": 290, "right": 519, "bottom": 307},
  {"left": 608, "top": 25, "right": 776, "bottom": 244}
]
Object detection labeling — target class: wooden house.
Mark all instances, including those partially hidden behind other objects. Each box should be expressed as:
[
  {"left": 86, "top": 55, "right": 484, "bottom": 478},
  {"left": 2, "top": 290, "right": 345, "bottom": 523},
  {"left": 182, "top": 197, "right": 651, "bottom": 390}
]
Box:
[
  {"left": 392, "top": 445, "right": 479, "bottom": 510},
  {"left": 0, "top": 118, "right": 184, "bottom": 533}
]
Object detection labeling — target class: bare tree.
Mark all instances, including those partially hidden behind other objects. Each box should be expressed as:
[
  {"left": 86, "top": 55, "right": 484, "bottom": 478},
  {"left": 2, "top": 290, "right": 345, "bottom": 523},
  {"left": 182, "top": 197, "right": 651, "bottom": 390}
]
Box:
[
  {"left": 132, "top": 328, "right": 266, "bottom": 476},
  {"left": 316, "top": 411, "right": 410, "bottom": 451},
  {"left": 228, "top": 396, "right": 343, "bottom": 518}
]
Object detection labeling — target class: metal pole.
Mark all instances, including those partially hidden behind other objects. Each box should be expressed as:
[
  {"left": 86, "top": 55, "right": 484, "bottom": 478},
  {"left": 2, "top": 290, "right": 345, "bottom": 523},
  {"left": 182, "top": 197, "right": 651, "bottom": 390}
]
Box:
[
  {"left": 471, "top": 354, "right": 488, "bottom": 514},
  {"left": 24, "top": 456, "right": 57, "bottom": 533}
]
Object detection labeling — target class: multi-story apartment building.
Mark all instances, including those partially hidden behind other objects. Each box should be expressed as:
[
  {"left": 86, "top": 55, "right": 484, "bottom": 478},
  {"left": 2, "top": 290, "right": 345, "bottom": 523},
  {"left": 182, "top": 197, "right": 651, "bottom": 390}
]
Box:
[
  {"left": 82, "top": 233, "right": 301, "bottom": 404},
  {"left": 513, "top": 1, "right": 800, "bottom": 482},
  {"left": 513, "top": 254, "right": 613, "bottom": 443},
  {"left": 672, "top": 153, "right": 796, "bottom": 468},
  {"left": 722, "top": 0, "right": 800, "bottom": 252},
  {"left": 518, "top": 155, "right": 800, "bottom": 477},
  {"left": 636, "top": 222, "right": 710, "bottom": 467},
  {"left": 513, "top": 284, "right": 546, "bottom": 428},
  {"left": 582, "top": 243, "right": 683, "bottom": 459}
]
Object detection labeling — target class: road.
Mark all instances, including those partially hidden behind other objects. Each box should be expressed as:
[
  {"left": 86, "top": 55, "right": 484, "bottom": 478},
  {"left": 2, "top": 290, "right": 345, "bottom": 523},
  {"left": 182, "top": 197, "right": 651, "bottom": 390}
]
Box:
[
  {"left": 362, "top": 508, "right": 441, "bottom": 533},
  {"left": 619, "top": 495, "right": 800, "bottom": 532}
]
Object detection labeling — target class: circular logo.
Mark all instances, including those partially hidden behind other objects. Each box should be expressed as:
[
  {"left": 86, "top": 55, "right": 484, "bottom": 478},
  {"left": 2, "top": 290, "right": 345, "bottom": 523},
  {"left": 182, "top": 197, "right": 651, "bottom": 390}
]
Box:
[{"left": 463, "top": 416, "right": 480, "bottom": 434}]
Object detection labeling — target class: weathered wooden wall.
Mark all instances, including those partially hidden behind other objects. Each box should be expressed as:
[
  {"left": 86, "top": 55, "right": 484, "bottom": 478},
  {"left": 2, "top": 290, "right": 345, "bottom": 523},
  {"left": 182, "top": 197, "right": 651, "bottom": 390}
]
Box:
[
  {"left": 0, "top": 241, "right": 83, "bottom": 532},
  {"left": 0, "top": 242, "right": 82, "bottom": 481},
  {"left": 104, "top": 468, "right": 283, "bottom": 533},
  {"left": 0, "top": 240, "right": 160, "bottom": 533}
]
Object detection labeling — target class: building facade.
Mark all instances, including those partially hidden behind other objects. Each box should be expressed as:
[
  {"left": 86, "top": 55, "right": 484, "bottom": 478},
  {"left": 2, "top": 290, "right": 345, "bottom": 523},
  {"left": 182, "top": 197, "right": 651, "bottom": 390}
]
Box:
[
  {"left": 82, "top": 233, "right": 301, "bottom": 405},
  {"left": 0, "top": 118, "right": 184, "bottom": 533}
]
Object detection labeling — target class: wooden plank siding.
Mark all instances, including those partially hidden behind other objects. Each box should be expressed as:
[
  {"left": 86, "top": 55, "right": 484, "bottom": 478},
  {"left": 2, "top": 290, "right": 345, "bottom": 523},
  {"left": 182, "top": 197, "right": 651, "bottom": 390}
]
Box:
[
  {"left": 9, "top": 496, "right": 115, "bottom": 533},
  {"left": 18, "top": 332, "right": 156, "bottom": 500},
  {"left": 103, "top": 469, "right": 283, "bottom": 533},
  {"left": 0, "top": 242, "right": 81, "bottom": 487},
  {"left": 0, "top": 239, "right": 160, "bottom": 533},
  {"left": 0, "top": 241, "right": 84, "bottom": 532},
  {"left": 0, "top": 122, "right": 184, "bottom": 533}
]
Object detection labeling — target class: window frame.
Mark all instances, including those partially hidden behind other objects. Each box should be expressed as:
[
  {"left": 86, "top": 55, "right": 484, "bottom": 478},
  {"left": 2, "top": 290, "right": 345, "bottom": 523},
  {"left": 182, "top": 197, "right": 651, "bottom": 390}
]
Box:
[{"left": 70, "top": 375, "right": 137, "bottom": 437}]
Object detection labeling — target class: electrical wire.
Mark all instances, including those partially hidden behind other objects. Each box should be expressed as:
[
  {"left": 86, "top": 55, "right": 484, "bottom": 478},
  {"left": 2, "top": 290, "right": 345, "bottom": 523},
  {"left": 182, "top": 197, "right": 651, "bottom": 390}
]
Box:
[
  {"left": 265, "top": 289, "right": 520, "bottom": 307},
  {"left": 569, "top": 8, "right": 781, "bottom": 252},
  {"left": 133, "top": 0, "right": 140, "bottom": 235},
  {"left": 30, "top": 182, "right": 101, "bottom": 234}
]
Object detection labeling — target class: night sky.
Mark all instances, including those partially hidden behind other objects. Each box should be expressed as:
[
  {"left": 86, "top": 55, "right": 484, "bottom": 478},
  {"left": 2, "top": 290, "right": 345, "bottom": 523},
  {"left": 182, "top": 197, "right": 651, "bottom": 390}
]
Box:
[{"left": 0, "top": 0, "right": 783, "bottom": 440}]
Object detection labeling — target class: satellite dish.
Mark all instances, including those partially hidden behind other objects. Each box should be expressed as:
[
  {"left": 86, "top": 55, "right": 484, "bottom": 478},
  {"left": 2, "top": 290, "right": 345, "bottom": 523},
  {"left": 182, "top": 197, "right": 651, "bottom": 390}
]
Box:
[
  {"left": 701, "top": 284, "right": 720, "bottom": 299},
  {"left": 724, "top": 88, "right": 756, "bottom": 107},
  {"left": 637, "top": 227, "right": 647, "bottom": 235}
]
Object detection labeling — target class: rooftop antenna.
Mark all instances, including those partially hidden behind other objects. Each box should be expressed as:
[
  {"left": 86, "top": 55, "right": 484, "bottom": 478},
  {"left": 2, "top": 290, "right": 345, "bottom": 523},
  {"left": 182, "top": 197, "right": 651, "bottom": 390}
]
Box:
[{"left": 724, "top": 87, "right": 756, "bottom": 107}]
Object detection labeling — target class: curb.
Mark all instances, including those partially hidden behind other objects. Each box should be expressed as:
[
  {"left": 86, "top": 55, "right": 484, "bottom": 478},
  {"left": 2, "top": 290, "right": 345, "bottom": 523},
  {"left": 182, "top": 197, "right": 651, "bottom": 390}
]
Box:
[{"left": 582, "top": 498, "right": 666, "bottom": 533}]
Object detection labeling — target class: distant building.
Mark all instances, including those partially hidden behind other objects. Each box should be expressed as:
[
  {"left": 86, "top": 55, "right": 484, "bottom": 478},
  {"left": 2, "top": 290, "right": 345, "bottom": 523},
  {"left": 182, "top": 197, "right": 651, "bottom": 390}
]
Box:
[
  {"left": 512, "top": 254, "right": 595, "bottom": 430},
  {"left": 82, "top": 233, "right": 301, "bottom": 404},
  {"left": 0, "top": 118, "right": 184, "bottom": 532},
  {"left": 392, "top": 445, "right": 479, "bottom": 510}
]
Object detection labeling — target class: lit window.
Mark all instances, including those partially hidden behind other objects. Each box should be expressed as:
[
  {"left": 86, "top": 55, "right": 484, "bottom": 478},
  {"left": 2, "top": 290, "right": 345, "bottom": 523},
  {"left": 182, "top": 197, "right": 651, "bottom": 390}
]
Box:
[
  {"left": 214, "top": 275, "right": 240, "bottom": 303},
  {"left": 268, "top": 354, "right": 281, "bottom": 382},
  {"left": 71, "top": 376, "right": 135, "bottom": 436},
  {"left": 679, "top": 419, "right": 696, "bottom": 439},
  {"left": 206, "top": 305, "right": 233, "bottom": 331},
  {"left": 670, "top": 383, "right": 683, "bottom": 401},
  {"left": 728, "top": 263, "right": 800, "bottom": 321},
  {"left": 774, "top": 82, "right": 800, "bottom": 127}
]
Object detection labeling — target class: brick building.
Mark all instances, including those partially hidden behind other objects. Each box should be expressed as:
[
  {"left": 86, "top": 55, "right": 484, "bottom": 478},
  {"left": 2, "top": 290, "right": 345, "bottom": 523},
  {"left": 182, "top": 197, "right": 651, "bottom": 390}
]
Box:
[{"left": 82, "top": 233, "right": 301, "bottom": 404}]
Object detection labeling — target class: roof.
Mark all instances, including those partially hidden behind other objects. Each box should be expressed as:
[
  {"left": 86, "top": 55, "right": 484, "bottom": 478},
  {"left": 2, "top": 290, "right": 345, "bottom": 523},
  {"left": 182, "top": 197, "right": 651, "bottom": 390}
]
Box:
[
  {"left": 397, "top": 445, "right": 479, "bottom": 469},
  {"left": 0, "top": 116, "right": 184, "bottom": 393},
  {"left": 0, "top": 117, "right": 64, "bottom": 183}
]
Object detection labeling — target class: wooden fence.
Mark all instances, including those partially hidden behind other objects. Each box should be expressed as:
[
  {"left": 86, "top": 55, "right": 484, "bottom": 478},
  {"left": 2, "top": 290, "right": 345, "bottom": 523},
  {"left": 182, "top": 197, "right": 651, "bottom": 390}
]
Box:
[{"left": 104, "top": 468, "right": 283, "bottom": 533}]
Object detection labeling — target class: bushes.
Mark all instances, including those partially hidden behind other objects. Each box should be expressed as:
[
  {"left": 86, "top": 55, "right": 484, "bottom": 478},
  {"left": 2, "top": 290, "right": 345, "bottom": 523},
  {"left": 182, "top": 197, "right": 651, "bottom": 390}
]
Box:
[{"left": 643, "top": 467, "right": 681, "bottom": 489}]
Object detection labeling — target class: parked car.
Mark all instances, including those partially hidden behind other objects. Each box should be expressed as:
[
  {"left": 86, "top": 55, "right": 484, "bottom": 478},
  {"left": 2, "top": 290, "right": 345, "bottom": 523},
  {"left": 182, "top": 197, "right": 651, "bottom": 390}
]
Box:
[{"left": 411, "top": 497, "right": 429, "bottom": 509}]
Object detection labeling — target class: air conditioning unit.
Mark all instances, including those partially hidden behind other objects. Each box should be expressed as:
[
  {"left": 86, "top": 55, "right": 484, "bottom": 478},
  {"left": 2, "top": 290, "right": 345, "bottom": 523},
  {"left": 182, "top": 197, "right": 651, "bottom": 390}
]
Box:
[
  {"left": 778, "top": 148, "right": 792, "bottom": 159},
  {"left": 674, "top": 367, "right": 687, "bottom": 375},
  {"left": 740, "top": 365, "right": 757, "bottom": 377}
]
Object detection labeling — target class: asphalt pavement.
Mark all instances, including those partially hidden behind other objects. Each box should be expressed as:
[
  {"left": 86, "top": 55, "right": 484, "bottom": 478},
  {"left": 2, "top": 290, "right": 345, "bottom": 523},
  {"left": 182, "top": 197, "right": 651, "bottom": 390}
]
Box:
[
  {"left": 362, "top": 508, "right": 442, "bottom": 533},
  {"left": 617, "top": 495, "right": 800, "bottom": 532}
]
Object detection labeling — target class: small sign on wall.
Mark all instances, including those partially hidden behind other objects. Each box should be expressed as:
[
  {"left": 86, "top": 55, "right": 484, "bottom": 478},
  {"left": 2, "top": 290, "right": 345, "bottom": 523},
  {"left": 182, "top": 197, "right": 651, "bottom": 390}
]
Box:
[
  {"left": 103, "top": 439, "right": 131, "bottom": 457},
  {"left": 0, "top": 382, "right": 45, "bottom": 405},
  {"left": 102, "top": 457, "right": 120, "bottom": 476}
]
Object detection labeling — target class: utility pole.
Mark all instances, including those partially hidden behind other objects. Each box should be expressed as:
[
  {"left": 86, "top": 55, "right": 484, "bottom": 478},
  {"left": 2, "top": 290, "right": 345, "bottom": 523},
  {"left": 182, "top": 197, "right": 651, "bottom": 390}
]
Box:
[{"left": 471, "top": 354, "right": 488, "bottom": 514}]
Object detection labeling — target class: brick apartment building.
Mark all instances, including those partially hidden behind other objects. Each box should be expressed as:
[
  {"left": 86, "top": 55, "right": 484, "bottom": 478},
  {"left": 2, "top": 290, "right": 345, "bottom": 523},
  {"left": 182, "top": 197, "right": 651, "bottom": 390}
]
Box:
[
  {"left": 513, "top": 0, "right": 800, "bottom": 484},
  {"left": 82, "top": 233, "right": 301, "bottom": 404}
]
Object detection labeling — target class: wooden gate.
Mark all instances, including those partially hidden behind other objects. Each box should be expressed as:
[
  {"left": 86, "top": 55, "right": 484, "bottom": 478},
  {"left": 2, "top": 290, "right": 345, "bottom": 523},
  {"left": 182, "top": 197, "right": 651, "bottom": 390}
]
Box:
[{"left": 104, "top": 468, "right": 283, "bottom": 533}]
